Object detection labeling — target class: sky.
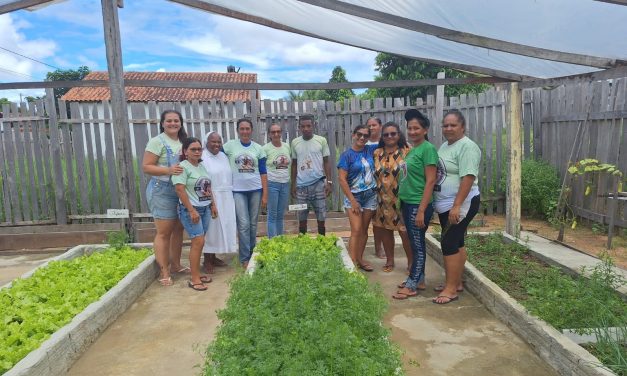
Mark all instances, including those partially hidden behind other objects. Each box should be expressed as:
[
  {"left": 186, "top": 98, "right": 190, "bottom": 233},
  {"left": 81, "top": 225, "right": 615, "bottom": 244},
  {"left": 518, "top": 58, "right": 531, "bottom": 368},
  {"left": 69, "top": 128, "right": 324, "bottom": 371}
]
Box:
[{"left": 0, "top": 0, "right": 378, "bottom": 102}]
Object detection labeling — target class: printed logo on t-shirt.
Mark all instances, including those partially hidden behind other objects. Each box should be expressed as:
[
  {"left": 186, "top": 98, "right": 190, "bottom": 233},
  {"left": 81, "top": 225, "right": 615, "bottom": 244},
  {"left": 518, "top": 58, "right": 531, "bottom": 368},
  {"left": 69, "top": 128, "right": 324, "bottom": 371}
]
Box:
[
  {"left": 299, "top": 156, "right": 313, "bottom": 171},
  {"left": 273, "top": 154, "right": 290, "bottom": 169},
  {"left": 399, "top": 161, "right": 408, "bottom": 181},
  {"left": 235, "top": 153, "right": 256, "bottom": 172},
  {"left": 194, "top": 177, "right": 212, "bottom": 201},
  {"left": 361, "top": 157, "right": 373, "bottom": 186},
  {"left": 434, "top": 157, "right": 446, "bottom": 192}
]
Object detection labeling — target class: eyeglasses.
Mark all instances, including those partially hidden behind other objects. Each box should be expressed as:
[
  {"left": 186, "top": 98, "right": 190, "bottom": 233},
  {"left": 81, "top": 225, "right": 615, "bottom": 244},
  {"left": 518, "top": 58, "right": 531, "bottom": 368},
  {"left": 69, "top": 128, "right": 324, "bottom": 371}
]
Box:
[
  {"left": 355, "top": 132, "right": 370, "bottom": 139},
  {"left": 382, "top": 132, "right": 398, "bottom": 138},
  {"left": 188, "top": 147, "right": 203, "bottom": 152},
  {"left": 441, "top": 124, "right": 459, "bottom": 129},
  {"left": 270, "top": 130, "right": 282, "bottom": 134}
]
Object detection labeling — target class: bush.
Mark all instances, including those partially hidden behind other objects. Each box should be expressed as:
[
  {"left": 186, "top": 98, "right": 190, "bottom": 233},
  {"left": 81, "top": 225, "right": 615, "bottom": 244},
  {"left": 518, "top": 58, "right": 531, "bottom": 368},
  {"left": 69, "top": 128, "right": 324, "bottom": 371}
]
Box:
[
  {"left": 205, "top": 235, "right": 403, "bottom": 375},
  {"left": 503, "top": 159, "right": 560, "bottom": 218}
]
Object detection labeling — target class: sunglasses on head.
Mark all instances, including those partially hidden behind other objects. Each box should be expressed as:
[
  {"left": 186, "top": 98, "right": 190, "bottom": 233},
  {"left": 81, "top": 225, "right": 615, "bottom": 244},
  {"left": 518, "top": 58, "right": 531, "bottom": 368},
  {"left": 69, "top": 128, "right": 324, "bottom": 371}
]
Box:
[{"left": 382, "top": 132, "right": 398, "bottom": 138}]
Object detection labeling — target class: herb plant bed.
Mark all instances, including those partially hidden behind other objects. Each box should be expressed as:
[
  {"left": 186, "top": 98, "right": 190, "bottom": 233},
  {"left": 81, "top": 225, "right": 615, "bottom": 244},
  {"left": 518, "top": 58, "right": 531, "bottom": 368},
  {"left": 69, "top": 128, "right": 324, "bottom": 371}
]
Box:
[
  {"left": 204, "top": 235, "right": 403, "bottom": 375},
  {"left": 425, "top": 232, "right": 623, "bottom": 376},
  {"left": 1, "top": 244, "right": 156, "bottom": 376}
]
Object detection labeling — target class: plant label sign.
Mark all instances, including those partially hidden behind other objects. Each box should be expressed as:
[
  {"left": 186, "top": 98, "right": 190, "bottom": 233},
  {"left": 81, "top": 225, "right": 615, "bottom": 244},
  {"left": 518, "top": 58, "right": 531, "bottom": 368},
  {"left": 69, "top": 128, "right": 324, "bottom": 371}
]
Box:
[
  {"left": 106, "top": 209, "right": 130, "bottom": 218},
  {"left": 288, "top": 204, "right": 308, "bottom": 211}
]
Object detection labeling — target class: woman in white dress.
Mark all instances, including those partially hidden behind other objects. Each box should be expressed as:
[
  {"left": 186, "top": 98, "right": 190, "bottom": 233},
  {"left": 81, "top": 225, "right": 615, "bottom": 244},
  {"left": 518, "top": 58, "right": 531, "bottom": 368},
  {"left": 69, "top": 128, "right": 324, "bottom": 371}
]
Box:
[{"left": 201, "top": 132, "right": 238, "bottom": 273}]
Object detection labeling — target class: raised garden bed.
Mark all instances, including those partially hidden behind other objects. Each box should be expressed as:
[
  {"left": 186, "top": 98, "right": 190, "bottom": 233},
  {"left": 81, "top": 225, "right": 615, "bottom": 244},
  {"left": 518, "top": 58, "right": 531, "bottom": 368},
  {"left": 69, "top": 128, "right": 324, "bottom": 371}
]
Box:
[
  {"left": 204, "top": 235, "right": 403, "bottom": 375},
  {"left": 426, "top": 232, "right": 625, "bottom": 376},
  {"left": 1, "top": 243, "right": 157, "bottom": 376}
]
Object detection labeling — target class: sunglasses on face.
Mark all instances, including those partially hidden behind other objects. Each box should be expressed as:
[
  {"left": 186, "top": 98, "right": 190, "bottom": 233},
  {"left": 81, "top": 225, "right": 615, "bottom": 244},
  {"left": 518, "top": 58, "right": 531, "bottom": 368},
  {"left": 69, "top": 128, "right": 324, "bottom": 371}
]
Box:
[
  {"left": 355, "top": 132, "right": 370, "bottom": 139},
  {"left": 382, "top": 132, "right": 398, "bottom": 138},
  {"left": 442, "top": 124, "right": 459, "bottom": 129},
  {"left": 188, "top": 148, "right": 203, "bottom": 152}
]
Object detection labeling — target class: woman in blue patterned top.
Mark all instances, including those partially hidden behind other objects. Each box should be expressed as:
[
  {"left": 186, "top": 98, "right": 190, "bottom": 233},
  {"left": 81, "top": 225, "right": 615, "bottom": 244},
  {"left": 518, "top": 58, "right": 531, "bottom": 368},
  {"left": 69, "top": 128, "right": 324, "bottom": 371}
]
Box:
[{"left": 338, "top": 125, "right": 379, "bottom": 272}]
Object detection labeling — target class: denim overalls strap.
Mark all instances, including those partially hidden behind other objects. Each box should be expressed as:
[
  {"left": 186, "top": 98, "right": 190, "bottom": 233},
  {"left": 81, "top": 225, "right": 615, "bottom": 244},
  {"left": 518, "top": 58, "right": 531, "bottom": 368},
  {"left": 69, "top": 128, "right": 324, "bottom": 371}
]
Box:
[{"left": 154, "top": 134, "right": 179, "bottom": 182}]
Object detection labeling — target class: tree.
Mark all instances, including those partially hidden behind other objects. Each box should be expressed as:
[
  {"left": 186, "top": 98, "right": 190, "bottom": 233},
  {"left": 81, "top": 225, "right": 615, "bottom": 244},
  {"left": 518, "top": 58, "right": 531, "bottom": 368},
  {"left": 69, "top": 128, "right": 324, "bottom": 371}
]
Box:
[
  {"left": 372, "top": 53, "right": 489, "bottom": 99},
  {"left": 284, "top": 66, "right": 355, "bottom": 102},
  {"left": 0, "top": 98, "right": 10, "bottom": 105},
  {"left": 45, "top": 66, "right": 91, "bottom": 100}
]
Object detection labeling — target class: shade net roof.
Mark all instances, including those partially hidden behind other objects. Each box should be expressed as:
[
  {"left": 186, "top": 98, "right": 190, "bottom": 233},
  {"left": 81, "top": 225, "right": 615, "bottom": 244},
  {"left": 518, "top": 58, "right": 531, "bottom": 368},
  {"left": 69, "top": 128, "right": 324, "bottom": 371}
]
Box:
[{"left": 170, "top": 0, "right": 627, "bottom": 79}]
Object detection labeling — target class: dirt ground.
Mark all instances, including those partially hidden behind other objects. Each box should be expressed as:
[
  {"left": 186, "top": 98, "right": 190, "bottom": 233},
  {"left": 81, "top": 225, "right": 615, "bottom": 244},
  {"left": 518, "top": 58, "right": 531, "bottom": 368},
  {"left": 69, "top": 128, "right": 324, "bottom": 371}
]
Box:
[{"left": 468, "top": 214, "right": 627, "bottom": 270}]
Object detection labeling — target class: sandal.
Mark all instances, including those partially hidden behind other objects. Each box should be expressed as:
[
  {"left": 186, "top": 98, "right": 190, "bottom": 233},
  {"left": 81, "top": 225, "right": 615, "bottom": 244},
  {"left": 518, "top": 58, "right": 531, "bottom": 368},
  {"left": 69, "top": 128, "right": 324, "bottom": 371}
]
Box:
[
  {"left": 432, "top": 295, "right": 459, "bottom": 304},
  {"left": 392, "top": 288, "right": 418, "bottom": 300},
  {"left": 200, "top": 275, "right": 212, "bottom": 283},
  {"left": 211, "top": 258, "right": 228, "bottom": 267},
  {"left": 188, "top": 281, "right": 207, "bottom": 291},
  {"left": 174, "top": 266, "right": 191, "bottom": 274},
  {"left": 433, "top": 284, "right": 464, "bottom": 293},
  {"left": 358, "top": 263, "right": 374, "bottom": 272},
  {"left": 382, "top": 264, "right": 394, "bottom": 273},
  {"left": 158, "top": 277, "right": 173, "bottom": 286},
  {"left": 397, "top": 281, "right": 426, "bottom": 290}
]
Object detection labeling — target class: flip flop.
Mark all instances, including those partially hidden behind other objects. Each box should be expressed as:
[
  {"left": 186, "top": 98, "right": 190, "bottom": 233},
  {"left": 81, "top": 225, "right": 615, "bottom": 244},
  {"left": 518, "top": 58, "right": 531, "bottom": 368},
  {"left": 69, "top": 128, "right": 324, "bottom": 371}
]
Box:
[
  {"left": 397, "top": 281, "right": 426, "bottom": 290},
  {"left": 211, "top": 258, "right": 228, "bottom": 267},
  {"left": 200, "top": 275, "right": 212, "bottom": 283},
  {"left": 433, "top": 284, "right": 464, "bottom": 293},
  {"left": 432, "top": 295, "right": 459, "bottom": 304},
  {"left": 188, "top": 281, "right": 207, "bottom": 291},
  {"left": 158, "top": 277, "right": 172, "bottom": 286},
  {"left": 392, "top": 289, "right": 418, "bottom": 300},
  {"left": 358, "top": 263, "right": 374, "bottom": 272},
  {"left": 174, "top": 266, "right": 191, "bottom": 274},
  {"left": 382, "top": 264, "right": 394, "bottom": 273}
]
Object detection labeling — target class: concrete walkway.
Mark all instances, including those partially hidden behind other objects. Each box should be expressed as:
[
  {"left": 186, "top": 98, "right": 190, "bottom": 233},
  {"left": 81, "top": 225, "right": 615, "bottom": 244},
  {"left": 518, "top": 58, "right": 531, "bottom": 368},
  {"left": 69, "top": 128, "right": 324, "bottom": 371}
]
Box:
[{"left": 3, "top": 239, "right": 555, "bottom": 376}]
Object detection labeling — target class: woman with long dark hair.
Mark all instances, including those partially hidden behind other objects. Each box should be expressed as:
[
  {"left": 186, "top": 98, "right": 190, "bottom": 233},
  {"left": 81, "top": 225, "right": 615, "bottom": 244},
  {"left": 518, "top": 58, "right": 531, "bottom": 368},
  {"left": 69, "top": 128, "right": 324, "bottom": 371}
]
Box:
[
  {"left": 172, "top": 137, "right": 217, "bottom": 291},
  {"left": 142, "top": 110, "right": 188, "bottom": 286}
]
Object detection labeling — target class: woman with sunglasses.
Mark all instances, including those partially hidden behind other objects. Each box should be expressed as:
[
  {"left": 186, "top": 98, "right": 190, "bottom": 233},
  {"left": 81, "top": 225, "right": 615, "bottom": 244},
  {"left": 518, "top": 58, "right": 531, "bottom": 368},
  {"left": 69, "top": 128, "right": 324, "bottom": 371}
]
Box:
[
  {"left": 394, "top": 109, "right": 438, "bottom": 300},
  {"left": 262, "top": 123, "right": 291, "bottom": 237},
  {"left": 338, "top": 125, "right": 379, "bottom": 271},
  {"left": 372, "top": 122, "right": 412, "bottom": 273},
  {"left": 172, "top": 137, "right": 218, "bottom": 291}
]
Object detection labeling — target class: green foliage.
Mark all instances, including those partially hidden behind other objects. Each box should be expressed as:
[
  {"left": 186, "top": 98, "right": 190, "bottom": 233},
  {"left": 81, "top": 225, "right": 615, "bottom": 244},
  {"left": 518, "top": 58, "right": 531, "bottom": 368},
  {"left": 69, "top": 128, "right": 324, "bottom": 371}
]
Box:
[
  {"left": 466, "top": 234, "right": 627, "bottom": 332},
  {"left": 0, "top": 247, "right": 151, "bottom": 374},
  {"left": 205, "top": 235, "right": 403, "bottom": 375},
  {"left": 586, "top": 322, "right": 627, "bottom": 375},
  {"left": 0, "top": 98, "right": 10, "bottom": 105},
  {"left": 45, "top": 66, "right": 90, "bottom": 101},
  {"left": 372, "top": 53, "right": 489, "bottom": 99},
  {"left": 503, "top": 159, "right": 560, "bottom": 219},
  {"left": 106, "top": 230, "right": 130, "bottom": 249},
  {"left": 285, "top": 66, "right": 355, "bottom": 102}
]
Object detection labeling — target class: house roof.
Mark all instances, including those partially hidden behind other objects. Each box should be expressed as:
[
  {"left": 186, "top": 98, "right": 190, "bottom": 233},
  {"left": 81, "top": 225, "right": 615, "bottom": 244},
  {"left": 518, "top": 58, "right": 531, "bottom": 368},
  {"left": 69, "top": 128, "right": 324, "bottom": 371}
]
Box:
[{"left": 61, "top": 71, "right": 257, "bottom": 102}]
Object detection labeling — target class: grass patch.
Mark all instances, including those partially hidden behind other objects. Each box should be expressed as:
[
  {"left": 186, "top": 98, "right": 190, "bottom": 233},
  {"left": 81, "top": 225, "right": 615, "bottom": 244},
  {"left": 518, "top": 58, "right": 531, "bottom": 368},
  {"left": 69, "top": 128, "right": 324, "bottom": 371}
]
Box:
[
  {"left": 0, "top": 246, "right": 151, "bottom": 374},
  {"left": 204, "top": 235, "right": 403, "bottom": 375},
  {"left": 465, "top": 233, "right": 627, "bottom": 374}
]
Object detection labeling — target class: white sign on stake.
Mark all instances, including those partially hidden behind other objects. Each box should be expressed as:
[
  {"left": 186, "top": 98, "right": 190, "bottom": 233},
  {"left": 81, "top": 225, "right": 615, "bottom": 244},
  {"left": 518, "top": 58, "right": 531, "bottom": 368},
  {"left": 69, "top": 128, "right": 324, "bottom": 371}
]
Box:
[{"left": 107, "top": 209, "right": 130, "bottom": 218}]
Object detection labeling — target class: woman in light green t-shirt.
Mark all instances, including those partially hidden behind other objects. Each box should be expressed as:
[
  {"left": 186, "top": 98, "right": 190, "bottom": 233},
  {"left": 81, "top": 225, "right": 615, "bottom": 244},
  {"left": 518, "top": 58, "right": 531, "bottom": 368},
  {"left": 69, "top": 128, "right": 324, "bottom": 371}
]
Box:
[{"left": 173, "top": 137, "right": 218, "bottom": 291}]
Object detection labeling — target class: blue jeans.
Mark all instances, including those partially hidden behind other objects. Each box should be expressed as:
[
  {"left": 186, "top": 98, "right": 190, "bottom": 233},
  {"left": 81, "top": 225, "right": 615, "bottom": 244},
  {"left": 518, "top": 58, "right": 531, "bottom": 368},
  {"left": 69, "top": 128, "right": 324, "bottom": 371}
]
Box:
[
  {"left": 267, "top": 181, "right": 289, "bottom": 238},
  {"left": 233, "top": 190, "right": 262, "bottom": 263},
  {"left": 401, "top": 202, "right": 434, "bottom": 291},
  {"left": 178, "top": 205, "right": 211, "bottom": 238}
]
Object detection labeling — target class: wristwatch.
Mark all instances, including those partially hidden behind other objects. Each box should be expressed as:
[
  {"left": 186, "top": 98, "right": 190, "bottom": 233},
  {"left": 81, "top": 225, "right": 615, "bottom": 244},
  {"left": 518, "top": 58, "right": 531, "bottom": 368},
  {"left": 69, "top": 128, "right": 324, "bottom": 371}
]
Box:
[{"left": 326, "top": 180, "right": 333, "bottom": 184}]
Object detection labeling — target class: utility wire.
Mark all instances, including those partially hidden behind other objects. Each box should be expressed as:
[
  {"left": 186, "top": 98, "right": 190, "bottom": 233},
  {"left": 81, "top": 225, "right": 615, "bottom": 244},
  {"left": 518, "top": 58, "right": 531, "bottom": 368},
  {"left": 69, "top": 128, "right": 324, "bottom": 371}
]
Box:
[
  {"left": 0, "top": 66, "right": 35, "bottom": 79},
  {"left": 0, "top": 45, "right": 60, "bottom": 70}
]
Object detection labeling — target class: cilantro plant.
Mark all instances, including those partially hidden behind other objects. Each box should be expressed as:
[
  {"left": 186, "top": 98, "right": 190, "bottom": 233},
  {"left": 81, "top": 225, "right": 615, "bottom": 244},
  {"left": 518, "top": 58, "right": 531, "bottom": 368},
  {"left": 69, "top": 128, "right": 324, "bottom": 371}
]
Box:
[
  {"left": 205, "top": 235, "right": 403, "bottom": 375},
  {"left": 0, "top": 247, "right": 150, "bottom": 374}
]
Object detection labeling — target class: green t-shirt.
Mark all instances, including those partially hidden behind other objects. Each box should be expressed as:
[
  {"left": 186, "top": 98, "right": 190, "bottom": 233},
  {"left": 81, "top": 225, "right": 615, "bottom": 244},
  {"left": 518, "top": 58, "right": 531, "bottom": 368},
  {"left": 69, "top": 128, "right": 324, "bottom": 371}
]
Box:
[
  {"left": 433, "top": 136, "right": 481, "bottom": 214},
  {"left": 171, "top": 160, "right": 212, "bottom": 207},
  {"left": 223, "top": 140, "right": 267, "bottom": 191},
  {"left": 398, "top": 141, "right": 439, "bottom": 204},
  {"left": 290, "top": 135, "right": 330, "bottom": 187},
  {"left": 263, "top": 142, "right": 291, "bottom": 183},
  {"left": 145, "top": 133, "right": 182, "bottom": 167}
]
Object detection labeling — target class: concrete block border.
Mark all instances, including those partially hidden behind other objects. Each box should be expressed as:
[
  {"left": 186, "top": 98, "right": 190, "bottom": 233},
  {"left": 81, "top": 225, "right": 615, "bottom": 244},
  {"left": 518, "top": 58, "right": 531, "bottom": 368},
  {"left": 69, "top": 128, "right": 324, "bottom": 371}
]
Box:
[
  {"left": 425, "top": 233, "right": 616, "bottom": 376},
  {"left": 4, "top": 243, "right": 158, "bottom": 376},
  {"left": 246, "top": 237, "right": 354, "bottom": 275}
]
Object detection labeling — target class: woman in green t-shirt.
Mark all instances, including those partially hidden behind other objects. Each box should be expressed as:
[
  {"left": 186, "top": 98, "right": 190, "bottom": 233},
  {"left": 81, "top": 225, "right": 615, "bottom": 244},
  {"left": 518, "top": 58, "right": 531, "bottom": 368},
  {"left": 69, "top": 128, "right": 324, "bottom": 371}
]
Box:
[
  {"left": 393, "top": 109, "right": 438, "bottom": 300},
  {"left": 173, "top": 137, "right": 218, "bottom": 291}
]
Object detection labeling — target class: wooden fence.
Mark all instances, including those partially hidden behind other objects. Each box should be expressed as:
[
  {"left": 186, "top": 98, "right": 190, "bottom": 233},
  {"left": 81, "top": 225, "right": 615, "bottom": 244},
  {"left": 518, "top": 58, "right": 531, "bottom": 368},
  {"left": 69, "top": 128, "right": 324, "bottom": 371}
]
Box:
[
  {"left": 5, "top": 80, "right": 622, "bottom": 228},
  {"left": 525, "top": 78, "right": 627, "bottom": 227}
]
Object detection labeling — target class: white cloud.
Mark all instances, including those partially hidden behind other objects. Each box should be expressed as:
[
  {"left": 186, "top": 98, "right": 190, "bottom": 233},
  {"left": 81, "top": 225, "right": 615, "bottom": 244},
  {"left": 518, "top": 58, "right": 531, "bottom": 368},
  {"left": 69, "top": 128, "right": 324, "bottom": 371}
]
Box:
[
  {"left": 0, "top": 14, "right": 56, "bottom": 81},
  {"left": 156, "top": 68, "right": 166, "bottom": 72}
]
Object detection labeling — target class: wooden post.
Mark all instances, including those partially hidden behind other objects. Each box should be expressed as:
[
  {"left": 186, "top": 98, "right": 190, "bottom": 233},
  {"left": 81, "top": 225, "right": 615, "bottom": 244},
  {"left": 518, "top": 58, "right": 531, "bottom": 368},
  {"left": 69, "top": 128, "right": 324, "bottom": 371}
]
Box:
[
  {"left": 44, "top": 89, "right": 67, "bottom": 225},
  {"left": 249, "top": 90, "right": 260, "bottom": 143},
  {"left": 606, "top": 175, "right": 620, "bottom": 249},
  {"left": 435, "top": 71, "right": 445, "bottom": 128},
  {"left": 506, "top": 82, "right": 522, "bottom": 237},
  {"left": 101, "top": 0, "right": 135, "bottom": 238}
]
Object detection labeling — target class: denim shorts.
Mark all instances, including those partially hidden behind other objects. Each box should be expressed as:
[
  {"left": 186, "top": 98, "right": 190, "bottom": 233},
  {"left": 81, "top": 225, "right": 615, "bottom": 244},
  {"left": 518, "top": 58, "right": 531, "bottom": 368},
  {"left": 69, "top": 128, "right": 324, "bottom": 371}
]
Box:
[
  {"left": 343, "top": 188, "right": 378, "bottom": 211},
  {"left": 146, "top": 178, "right": 178, "bottom": 220},
  {"left": 178, "top": 205, "right": 211, "bottom": 239}
]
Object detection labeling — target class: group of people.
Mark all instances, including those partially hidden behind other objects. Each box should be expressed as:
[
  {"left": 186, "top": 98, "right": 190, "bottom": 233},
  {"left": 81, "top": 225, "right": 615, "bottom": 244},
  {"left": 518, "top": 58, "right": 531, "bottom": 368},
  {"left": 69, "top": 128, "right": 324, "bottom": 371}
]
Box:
[
  {"left": 142, "top": 112, "right": 333, "bottom": 292},
  {"left": 338, "top": 109, "right": 481, "bottom": 304},
  {"left": 142, "top": 108, "right": 481, "bottom": 303}
]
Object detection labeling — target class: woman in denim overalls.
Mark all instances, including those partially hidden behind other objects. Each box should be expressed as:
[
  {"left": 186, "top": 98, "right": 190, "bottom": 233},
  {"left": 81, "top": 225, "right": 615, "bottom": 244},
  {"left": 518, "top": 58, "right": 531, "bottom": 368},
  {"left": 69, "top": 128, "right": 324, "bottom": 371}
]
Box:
[{"left": 142, "top": 110, "right": 188, "bottom": 286}]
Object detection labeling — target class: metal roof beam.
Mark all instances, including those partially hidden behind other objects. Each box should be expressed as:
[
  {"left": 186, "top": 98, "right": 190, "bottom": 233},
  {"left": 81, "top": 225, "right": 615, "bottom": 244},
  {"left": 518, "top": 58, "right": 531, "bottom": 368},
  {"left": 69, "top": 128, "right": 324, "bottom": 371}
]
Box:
[{"left": 297, "top": 0, "right": 626, "bottom": 69}]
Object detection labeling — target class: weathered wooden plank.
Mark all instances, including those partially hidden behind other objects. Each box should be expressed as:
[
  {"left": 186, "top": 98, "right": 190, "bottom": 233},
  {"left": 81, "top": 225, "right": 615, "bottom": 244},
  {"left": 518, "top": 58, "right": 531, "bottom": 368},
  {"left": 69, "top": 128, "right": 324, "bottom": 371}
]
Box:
[
  {"left": 35, "top": 99, "right": 53, "bottom": 219},
  {"left": 393, "top": 98, "right": 404, "bottom": 130},
  {"left": 495, "top": 90, "right": 506, "bottom": 214},
  {"left": 522, "top": 89, "right": 532, "bottom": 159},
  {"left": 70, "top": 102, "right": 91, "bottom": 214},
  {"left": 102, "top": 101, "right": 120, "bottom": 210},
  {"left": 11, "top": 104, "right": 31, "bottom": 221},
  {"left": 22, "top": 102, "right": 40, "bottom": 220},
  {"left": 485, "top": 91, "right": 495, "bottom": 214},
  {"left": 81, "top": 103, "right": 98, "bottom": 214},
  {"left": 91, "top": 103, "right": 107, "bottom": 212},
  {"left": 57, "top": 100, "right": 77, "bottom": 217},
  {"left": 45, "top": 88, "right": 67, "bottom": 224},
  {"left": 0, "top": 121, "right": 13, "bottom": 223},
  {"left": 476, "top": 92, "right": 486, "bottom": 190},
  {"left": 147, "top": 101, "right": 159, "bottom": 138},
  {"left": 201, "top": 101, "right": 211, "bottom": 137}
]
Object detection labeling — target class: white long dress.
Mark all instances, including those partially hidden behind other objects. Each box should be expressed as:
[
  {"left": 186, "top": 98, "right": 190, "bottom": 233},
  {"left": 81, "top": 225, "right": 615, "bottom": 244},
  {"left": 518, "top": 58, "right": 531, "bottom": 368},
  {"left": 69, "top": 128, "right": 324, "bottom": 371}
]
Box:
[{"left": 201, "top": 150, "right": 238, "bottom": 254}]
